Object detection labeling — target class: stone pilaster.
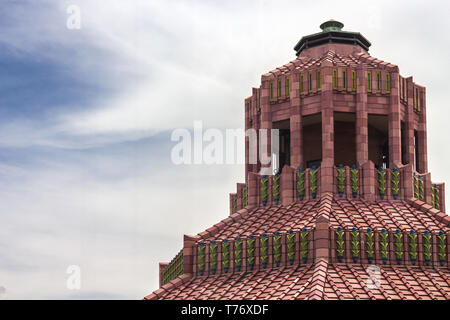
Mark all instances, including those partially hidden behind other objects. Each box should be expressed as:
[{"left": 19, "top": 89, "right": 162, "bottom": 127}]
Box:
[
  {"left": 388, "top": 68, "right": 402, "bottom": 168},
  {"left": 418, "top": 87, "right": 428, "bottom": 173},
  {"left": 356, "top": 66, "right": 368, "bottom": 166},
  {"left": 320, "top": 67, "right": 334, "bottom": 193}
]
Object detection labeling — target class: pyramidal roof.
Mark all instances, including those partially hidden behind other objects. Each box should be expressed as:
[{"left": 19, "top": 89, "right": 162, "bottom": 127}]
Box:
[
  {"left": 144, "top": 21, "right": 450, "bottom": 300},
  {"left": 145, "top": 194, "right": 450, "bottom": 300}
]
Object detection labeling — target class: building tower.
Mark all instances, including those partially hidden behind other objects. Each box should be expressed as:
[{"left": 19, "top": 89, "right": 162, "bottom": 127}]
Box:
[{"left": 146, "top": 21, "right": 450, "bottom": 300}]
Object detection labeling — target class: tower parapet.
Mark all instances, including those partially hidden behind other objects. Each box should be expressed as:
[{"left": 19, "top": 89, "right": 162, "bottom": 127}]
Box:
[{"left": 236, "top": 20, "right": 441, "bottom": 210}]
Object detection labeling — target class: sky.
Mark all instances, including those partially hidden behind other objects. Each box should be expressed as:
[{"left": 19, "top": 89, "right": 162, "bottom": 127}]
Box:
[{"left": 0, "top": 0, "right": 449, "bottom": 299}]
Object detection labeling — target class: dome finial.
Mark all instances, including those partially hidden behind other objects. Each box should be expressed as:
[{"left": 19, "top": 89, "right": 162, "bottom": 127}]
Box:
[{"left": 320, "top": 20, "right": 344, "bottom": 32}]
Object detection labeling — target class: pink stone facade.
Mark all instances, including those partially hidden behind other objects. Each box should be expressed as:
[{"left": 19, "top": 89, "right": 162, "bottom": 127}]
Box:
[{"left": 148, "top": 21, "right": 449, "bottom": 300}]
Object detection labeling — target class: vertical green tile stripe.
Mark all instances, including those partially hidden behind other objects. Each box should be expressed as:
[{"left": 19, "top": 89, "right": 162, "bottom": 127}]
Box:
[
  {"left": 287, "top": 230, "right": 295, "bottom": 265},
  {"left": 162, "top": 249, "right": 184, "bottom": 285},
  {"left": 432, "top": 184, "right": 440, "bottom": 210},
  {"left": 394, "top": 229, "right": 403, "bottom": 264},
  {"left": 198, "top": 242, "right": 205, "bottom": 276},
  {"left": 438, "top": 231, "right": 447, "bottom": 266},
  {"left": 272, "top": 173, "right": 280, "bottom": 204},
  {"left": 423, "top": 231, "right": 432, "bottom": 264},
  {"left": 336, "top": 165, "right": 345, "bottom": 197},
  {"left": 261, "top": 175, "right": 268, "bottom": 206},
  {"left": 222, "top": 239, "right": 230, "bottom": 272},
  {"left": 365, "top": 228, "right": 374, "bottom": 263},
  {"left": 310, "top": 166, "right": 318, "bottom": 198},
  {"left": 260, "top": 234, "right": 268, "bottom": 268},
  {"left": 380, "top": 229, "right": 389, "bottom": 264},
  {"left": 378, "top": 168, "right": 386, "bottom": 199},
  {"left": 209, "top": 241, "right": 218, "bottom": 274},
  {"left": 336, "top": 227, "right": 344, "bottom": 262},
  {"left": 247, "top": 235, "right": 255, "bottom": 270},
  {"left": 409, "top": 230, "right": 417, "bottom": 264},
  {"left": 413, "top": 173, "right": 419, "bottom": 198},
  {"left": 297, "top": 168, "right": 305, "bottom": 200},
  {"left": 351, "top": 165, "right": 359, "bottom": 197},
  {"left": 431, "top": 185, "right": 436, "bottom": 209},
  {"left": 242, "top": 185, "right": 248, "bottom": 207},
  {"left": 351, "top": 227, "right": 360, "bottom": 262},
  {"left": 391, "top": 168, "right": 400, "bottom": 199},
  {"left": 418, "top": 176, "right": 424, "bottom": 201},
  {"left": 233, "top": 195, "right": 237, "bottom": 213},
  {"left": 300, "top": 228, "right": 309, "bottom": 263}
]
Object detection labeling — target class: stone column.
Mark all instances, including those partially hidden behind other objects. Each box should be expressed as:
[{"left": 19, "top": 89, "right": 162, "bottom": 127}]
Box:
[
  {"left": 417, "top": 87, "right": 428, "bottom": 173},
  {"left": 362, "top": 161, "right": 376, "bottom": 202},
  {"left": 280, "top": 165, "right": 294, "bottom": 206},
  {"left": 248, "top": 172, "right": 258, "bottom": 208},
  {"left": 290, "top": 72, "right": 303, "bottom": 168},
  {"left": 158, "top": 262, "right": 168, "bottom": 288},
  {"left": 259, "top": 78, "right": 273, "bottom": 175},
  {"left": 388, "top": 67, "right": 402, "bottom": 168},
  {"left": 183, "top": 234, "right": 200, "bottom": 275},
  {"left": 356, "top": 66, "right": 368, "bottom": 166},
  {"left": 314, "top": 215, "right": 330, "bottom": 261},
  {"left": 320, "top": 66, "right": 334, "bottom": 193},
  {"left": 290, "top": 114, "right": 302, "bottom": 168},
  {"left": 405, "top": 77, "right": 415, "bottom": 168}
]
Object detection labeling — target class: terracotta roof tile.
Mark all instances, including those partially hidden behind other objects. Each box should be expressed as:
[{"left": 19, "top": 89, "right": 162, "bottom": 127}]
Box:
[{"left": 150, "top": 197, "right": 450, "bottom": 300}]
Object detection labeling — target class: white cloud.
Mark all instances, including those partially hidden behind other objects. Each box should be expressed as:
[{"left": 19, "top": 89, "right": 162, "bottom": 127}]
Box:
[{"left": 0, "top": 0, "right": 449, "bottom": 299}]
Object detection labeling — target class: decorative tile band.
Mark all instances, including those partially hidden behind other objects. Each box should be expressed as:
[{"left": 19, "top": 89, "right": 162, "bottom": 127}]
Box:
[
  {"left": 310, "top": 166, "right": 318, "bottom": 199},
  {"left": 273, "top": 232, "right": 282, "bottom": 267},
  {"left": 438, "top": 231, "right": 447, "bottom": 266},
  {"left": 336, "top": 227, "right": 345, "bottom": 263},
  {"left": 261, "top": 233, "right": 268, "bottom": 269},
  {"left": 300, "top": 228, "right": 309, "bottom": 263},
  {"left": 391, "top": 168, "right": 400, "bottom": 199},
  {"left": 242, "top": 185, "right": 248, "bottom": 207},
  {"left": 394, "top": 229, "right": 403, "bottom": 264},
  {"left": 230, "top": 165, "right": 443, "bottom": 212},
  {"left": 222, "top": 239, "right": 230, "bottom": 273},
  {"left": 247, "top": 235, "right": 255, "bottom": 270},
  {"left": 413, "top": 173, "right": 419, "bottom": 199},
  {"left": 351, "top": 165, "right": 359, "bottom": 198},
  {"left": 272, "top": 173, "right": 280, "bottom": 205},
  {"left": 332, "top": 227, "right": 448, "bottom": 266},
  {"left": 194, "top": 230, "right": 311, "bottom": 276},
  {"left": 162, "top": 249, "right": 184, "bottom": 285},
  {"left": 378, "top": 168, "right": 386, "bottom": 199},
  {"left": 365, "top": 228, "right": 374, "bottom": 264},
  {"left": 336, "top": 164, "right": 345, "bottom": 198},
  {"left": 409, "top": 230, "right": 418, "bottom": 264},
  {"left": 188, "top": 228, "right": 449, "bottom": 280},
  {"left": 287, "top": 230, "right": 295, "bottom": 265},
  {"left": 380, "top": 229, "right": 389, "bottom": 264},
  {"left": 297, "top": 168, "right": 305, "bottom": 200},
  {"left": 261, "top": 175, "right": 268, "bottom": 206},
  {"left": 198, "top": 242, "right": 205, "bottom": 276},
  {"left": 351, "top": 227, "right": 360, "bottom": 263},
  {"left": 431, "top": 184, "right": 440, "bottom": 210}
]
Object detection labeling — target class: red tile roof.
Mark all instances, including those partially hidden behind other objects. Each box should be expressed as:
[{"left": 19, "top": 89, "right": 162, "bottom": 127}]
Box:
[
  {"left": 198, "top": 194, "right": 449, "bottom": 243},
  {"left": 146, "top": 194, "right": 450, "bottom": 300},
  {"left": 263, "top": 50, "right": 397, "bottom": 78},
  {"left": 146, "top": 259, "right": 450, "bottom": 300}
]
